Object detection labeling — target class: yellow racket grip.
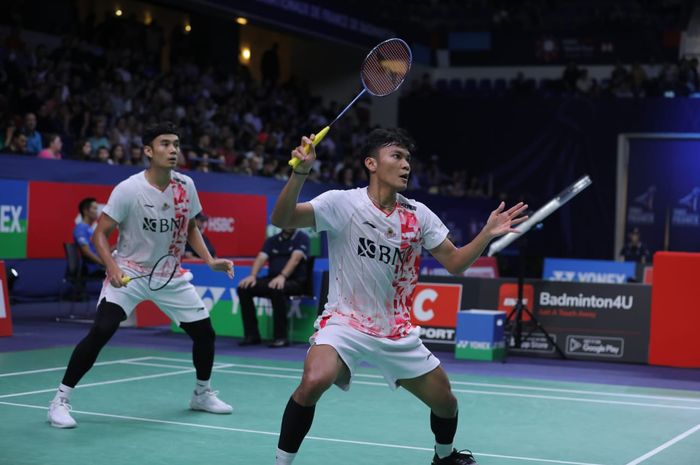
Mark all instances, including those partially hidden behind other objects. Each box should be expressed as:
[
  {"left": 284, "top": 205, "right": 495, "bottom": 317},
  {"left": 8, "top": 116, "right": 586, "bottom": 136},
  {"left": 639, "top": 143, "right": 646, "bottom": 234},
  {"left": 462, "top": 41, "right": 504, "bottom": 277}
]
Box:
[
  {"left": 288, "top": 126, "right": 330, "bottom": 168},
  {"left": 121, "top": 276, "right": 132, "bottom": 285}
]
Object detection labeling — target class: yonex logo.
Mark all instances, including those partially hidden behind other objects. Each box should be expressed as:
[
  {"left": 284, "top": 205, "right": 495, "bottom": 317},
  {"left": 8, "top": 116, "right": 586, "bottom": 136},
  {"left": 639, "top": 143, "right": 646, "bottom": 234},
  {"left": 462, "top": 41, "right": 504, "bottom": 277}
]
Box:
[
  {"left": 142, "top": 217, "right": 183, "bottom": 233},
  {"left": 357, "top": 237, "right": 404, "bottom": 265}
]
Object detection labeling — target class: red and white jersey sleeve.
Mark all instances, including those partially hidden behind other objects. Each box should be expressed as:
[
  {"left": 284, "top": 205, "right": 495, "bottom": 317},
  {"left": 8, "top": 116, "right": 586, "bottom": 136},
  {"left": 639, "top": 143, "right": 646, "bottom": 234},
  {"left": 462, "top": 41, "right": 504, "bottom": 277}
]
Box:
[{"left": 310, "top": 187, "right": 448, "bottom": 338}]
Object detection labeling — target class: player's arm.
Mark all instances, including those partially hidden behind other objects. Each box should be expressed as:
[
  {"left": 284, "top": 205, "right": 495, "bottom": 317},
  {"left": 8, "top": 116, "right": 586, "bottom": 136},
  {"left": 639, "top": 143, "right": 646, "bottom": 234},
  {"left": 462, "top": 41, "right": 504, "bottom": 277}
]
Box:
[
  {"left": 93, "top": 213, "right": 124, "bottom": 287},
  {"left": 270, "top": 135, "right": 316, "bottom": 229},
  {"left": 430, "top": 201, "right": 528, "bottom": 275},
  {"left": 187, "top": 218, "right": 234, "bottom": 277},
  {"left": 187, "top": 218, "right": 215, "bottom": 264}
]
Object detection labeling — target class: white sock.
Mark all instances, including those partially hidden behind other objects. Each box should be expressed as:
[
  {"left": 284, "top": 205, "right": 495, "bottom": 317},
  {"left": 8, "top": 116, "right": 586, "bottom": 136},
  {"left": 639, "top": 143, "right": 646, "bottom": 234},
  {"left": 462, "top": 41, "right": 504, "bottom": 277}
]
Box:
[
  {"left": 275, "top": 448, "right": 296, "bottom": 465},
  {"left": 54, "top": 383, "right": 73, "bottom": 401},
  {"left": 195, "top": 379, "right": 211, "bottom": 394},
  {"left": 435, "top": 443, "right": 454, "bottom": 459}
]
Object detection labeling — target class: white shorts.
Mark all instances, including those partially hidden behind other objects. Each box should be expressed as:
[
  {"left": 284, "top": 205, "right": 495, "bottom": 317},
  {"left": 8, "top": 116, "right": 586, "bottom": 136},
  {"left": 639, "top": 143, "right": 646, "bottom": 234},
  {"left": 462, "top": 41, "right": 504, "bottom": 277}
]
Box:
[
  {"left": 98, "top": 272, "right": 208, "bottom": 325},
  {"left": 311, "top": 323, "right": 441, "bottom": 391}
]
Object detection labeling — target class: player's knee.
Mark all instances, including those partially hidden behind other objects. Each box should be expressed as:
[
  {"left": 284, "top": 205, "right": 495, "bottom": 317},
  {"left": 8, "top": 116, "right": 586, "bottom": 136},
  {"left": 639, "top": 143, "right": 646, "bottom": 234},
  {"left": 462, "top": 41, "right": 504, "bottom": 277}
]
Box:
[
  {"left": 182, "top": 318, "right": 216, "bottom": 344},
  {"left": 92, "top": 299, "right": 125, "bottom": 336},
  {"left": 298, "top": 372, "right": 334, "bottom": 399}
]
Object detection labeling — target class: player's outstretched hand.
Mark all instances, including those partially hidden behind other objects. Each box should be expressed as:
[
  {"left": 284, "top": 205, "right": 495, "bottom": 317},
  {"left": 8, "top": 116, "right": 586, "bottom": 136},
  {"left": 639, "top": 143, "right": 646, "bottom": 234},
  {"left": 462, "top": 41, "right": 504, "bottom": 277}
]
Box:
[
  {"left": 209, "top": 258, "right": 234, "bottom": 278},
  {"left": 483, "top": 201, "right": 529, "bottom": 239},
  {"left": 290, "top": 134, "right": 317, "bottom": 173}
]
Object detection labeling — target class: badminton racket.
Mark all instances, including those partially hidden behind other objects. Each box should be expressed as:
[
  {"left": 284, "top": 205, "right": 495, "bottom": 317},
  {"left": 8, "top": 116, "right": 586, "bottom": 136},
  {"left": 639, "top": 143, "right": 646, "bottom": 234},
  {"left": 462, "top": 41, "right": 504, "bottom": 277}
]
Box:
[
  {"left": 120, "top": 254, "right": 179, "bottom": 291},
  {"left": 488, "top": 175, "right": 592, "bottom": 256},
  {"left": 289, "top": 37, "right": 413, "bottom": 168}
]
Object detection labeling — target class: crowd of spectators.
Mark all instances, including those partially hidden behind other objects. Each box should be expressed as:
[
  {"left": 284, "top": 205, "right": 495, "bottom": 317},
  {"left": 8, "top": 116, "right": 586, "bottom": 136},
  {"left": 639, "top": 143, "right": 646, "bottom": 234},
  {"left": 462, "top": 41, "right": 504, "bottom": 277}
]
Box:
[
  {"left": 0, "top": 12, "right": 496, "bottom": 199},
  {"left": 406, "top": 56, "right": 700, "bottom": 99}
]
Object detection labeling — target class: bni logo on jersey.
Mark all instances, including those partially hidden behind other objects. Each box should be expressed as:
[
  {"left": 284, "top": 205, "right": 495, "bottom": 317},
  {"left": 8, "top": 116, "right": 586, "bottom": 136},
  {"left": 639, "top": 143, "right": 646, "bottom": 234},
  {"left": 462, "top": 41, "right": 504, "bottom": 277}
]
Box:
[
  {"left": 142, "top": 217, "right": 184, "bottom": 233},
  {"left": 356, "top": 237, "right": 404, "bottom": 265}
]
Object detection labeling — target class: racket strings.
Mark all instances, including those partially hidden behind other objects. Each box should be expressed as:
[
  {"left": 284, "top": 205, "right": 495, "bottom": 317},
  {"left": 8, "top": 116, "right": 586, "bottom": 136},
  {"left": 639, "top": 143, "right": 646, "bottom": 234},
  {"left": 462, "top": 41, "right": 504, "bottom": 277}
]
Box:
[
  {"left": 149, "top": 255, "right": 179, "bottom": 289},
  {"left": 362, "top": 39, "right": 411, "bottom": 96}
]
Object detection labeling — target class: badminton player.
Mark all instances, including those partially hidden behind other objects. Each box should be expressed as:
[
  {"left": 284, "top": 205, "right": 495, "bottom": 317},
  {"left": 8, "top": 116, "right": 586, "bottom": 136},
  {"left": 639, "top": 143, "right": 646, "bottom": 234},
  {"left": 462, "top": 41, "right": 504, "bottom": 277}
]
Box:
[
  {"left": 47, "top": 122, "right": 234, "bottom": 428},
  {"left": 271, "top": 128, "right": 527, "bottom": 465}
]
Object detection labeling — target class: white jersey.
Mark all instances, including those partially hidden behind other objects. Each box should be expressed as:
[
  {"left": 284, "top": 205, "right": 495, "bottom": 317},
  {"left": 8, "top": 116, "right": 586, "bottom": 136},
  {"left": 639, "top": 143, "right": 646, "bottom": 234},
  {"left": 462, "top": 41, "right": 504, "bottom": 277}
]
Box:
[
  {"left": 102, "top": 170, "right": 201, "bottom": 272},
  {"left": 310, "top": 187, "right": 449, "bottom": 339}
]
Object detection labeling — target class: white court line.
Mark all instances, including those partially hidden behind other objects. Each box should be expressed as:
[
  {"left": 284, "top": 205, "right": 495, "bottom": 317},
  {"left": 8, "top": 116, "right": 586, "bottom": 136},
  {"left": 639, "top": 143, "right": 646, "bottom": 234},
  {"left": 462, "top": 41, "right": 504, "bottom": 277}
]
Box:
[
  {"left": 128, "top": 360, "right": 700, "bottom": 411},
  {"left": 0, "top": 356, "right": 153, "bottom": 378},
  {"left": 624, "top": 423, "right": 700, "bottom": 465},
  {"left": 0, "top": 400, "right": 606, "bottom": 465},
  {"left": 148, "top": 357, "right": 700, "bottom": 404},
  {"left": 0, "top": 368, "right": 194, "bottom": 399}
]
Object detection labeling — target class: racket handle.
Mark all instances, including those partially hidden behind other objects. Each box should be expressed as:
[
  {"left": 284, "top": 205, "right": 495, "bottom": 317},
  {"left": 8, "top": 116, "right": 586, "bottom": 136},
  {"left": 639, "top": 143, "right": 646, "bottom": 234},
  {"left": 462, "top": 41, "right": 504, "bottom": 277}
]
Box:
[
  {"left": 288, "top": 126, "right": 330, "bottom": 168},
  {"left": 121, "top": 276, "right": 131, "bottom": 285}
]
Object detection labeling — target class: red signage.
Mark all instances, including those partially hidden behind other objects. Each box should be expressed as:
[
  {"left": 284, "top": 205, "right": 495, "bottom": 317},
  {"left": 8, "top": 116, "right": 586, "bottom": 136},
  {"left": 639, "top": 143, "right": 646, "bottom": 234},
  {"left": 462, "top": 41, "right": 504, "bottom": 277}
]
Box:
[
  {"left": 27, "top": 182, "right": 113, "bottom": 258},
  {"left": 198, "top": 191, "right": 266, "bottom": 257},
  {"left": 498, "top": 283, "right": 535, "bottom": 321},
  {"left": 27, "top": 181, "right": 267, "bottom": 259},
  {"left": 410, "top": 283, "right": 463, "bottom": 327}
]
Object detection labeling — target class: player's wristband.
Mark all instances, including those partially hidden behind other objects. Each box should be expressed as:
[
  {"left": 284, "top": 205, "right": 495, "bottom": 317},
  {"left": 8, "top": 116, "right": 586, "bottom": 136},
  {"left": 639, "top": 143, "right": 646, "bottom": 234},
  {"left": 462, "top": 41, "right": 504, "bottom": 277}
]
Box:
[{"left": 293, "top": 169, "right": 310, "bottom": 176}]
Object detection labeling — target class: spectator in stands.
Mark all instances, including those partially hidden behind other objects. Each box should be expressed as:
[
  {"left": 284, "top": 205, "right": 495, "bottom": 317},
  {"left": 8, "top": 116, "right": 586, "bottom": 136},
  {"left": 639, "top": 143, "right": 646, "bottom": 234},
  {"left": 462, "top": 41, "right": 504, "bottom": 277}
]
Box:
[
  {"left": 24, "top": 113, "right": 42, "bottom": 155},
  {"left": 75, "top": 139, "right": 93, "bottom": 161},
  {"left": 185, "top": 213, "right": 217, "bottom": 259},
  {"left": 37, "top": 134, "right": 62, "bottom": 159},
  {"left": 237, "top": 228, "right": 310, "bottom": 348},
  {"left": 619, "top": 227, "right": 651, "bottom": 264},
  {"left": 96, "top": 146, "right": 112, "bottom": 164},
  {"left": 73, "top": 197, "right": 104, "bottom": 275},
  {"left": 110, "top": 144, "right": 127, "bottom": 165},
  {"left": 88, "top": 119, "right": 110, "bottom": 155},
  {"left": 129, "top": 144, "right": 146, "bottom": 166},
  {"left": 6, "top": 130, "right": 28, "bottom": 155}
]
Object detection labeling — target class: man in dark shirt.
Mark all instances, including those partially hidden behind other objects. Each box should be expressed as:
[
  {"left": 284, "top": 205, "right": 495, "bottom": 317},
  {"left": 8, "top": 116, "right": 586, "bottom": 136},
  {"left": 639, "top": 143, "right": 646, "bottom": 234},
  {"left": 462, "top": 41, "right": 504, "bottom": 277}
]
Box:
[
  {"left": 237, "top": 228, "right": 310, "bottom": 347},
  {"left": 619, "top": 227, "right": 651, "bottom": 263}
]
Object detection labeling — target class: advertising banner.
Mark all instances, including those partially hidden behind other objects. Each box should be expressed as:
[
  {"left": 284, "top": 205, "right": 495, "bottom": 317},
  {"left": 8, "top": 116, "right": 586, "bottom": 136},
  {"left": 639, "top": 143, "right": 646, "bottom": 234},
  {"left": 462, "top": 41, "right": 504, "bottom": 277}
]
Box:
[
  {"left": 543, "top": 258, "right": 637, "bottom": 284},
  {"left": 197, "top": 191, "right": 266, "bottom": 257},
  {"left": 25, "top": 181, "right": 267, "bottom": 259},
  {"left": 409, "top": 276, "right": 651, "bottom": 362},
  {"left": 27, "top": 181, "right": 113, "bottom": 259},
  {"left": 0, "top": 180, "right": 28, "bottom": 259},
  {"left": 626, "top": 138, "right": 700, "bottom": 254}
]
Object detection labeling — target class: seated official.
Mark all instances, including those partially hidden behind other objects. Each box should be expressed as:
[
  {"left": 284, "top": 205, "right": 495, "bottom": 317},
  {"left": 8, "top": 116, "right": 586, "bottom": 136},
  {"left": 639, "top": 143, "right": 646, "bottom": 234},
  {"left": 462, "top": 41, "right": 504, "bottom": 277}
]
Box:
[
  {"left": 237, "top": 228, "right": 310, "bottom": 348},
  {"left": 73, "top": 197, "right": 105, "bottom": 276}
]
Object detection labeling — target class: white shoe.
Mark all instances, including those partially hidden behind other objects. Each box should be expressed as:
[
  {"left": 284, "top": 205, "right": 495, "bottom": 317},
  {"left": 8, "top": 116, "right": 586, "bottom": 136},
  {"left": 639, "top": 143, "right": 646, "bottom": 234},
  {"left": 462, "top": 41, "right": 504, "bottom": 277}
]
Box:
[
  {"left": 189, "top": 389, "right": 233, "bottom": 414},
  {"left": 47, "top": 398, "right": 77, "bottom": 428}
]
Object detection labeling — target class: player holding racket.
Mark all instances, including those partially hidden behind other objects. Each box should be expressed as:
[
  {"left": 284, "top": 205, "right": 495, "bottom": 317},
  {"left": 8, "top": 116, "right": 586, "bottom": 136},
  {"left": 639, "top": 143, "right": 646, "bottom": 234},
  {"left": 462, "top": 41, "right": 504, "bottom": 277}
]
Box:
[
  {"left": 47, "top": 122, "right": 234, "bottom": 428},
  {"left": 272, "top": 128, "right": 528, "bottom": 465}
]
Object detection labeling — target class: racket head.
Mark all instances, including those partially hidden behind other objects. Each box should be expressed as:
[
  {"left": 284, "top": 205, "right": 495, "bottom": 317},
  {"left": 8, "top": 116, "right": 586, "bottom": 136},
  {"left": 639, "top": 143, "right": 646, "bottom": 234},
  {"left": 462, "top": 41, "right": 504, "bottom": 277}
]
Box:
[
  {"left": 148, "top": 254, "right": 179, "bottom": 291},
  {"left": 360, "top": 38, "right": 412, "bottom": 97}
]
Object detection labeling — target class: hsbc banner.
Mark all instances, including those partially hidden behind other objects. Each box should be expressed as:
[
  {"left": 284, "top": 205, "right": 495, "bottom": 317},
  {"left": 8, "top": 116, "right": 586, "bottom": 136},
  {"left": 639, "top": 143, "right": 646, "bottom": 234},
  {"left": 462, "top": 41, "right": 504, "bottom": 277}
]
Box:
[
  {"left": 543, "top": 258, "right": 636, "bottom": 284},
  {"left": 25, "top": 182, "right": 267, "bottom": 259},
  {"left": 410, "top": 276, "right": 651, "bottom": 362}
]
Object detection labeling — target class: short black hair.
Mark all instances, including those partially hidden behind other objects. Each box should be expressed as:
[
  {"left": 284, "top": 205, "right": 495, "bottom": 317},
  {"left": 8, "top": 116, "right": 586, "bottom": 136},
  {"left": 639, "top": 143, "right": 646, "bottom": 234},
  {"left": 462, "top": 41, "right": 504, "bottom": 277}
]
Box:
[
  {"left": 143, "top": 122, "right": 180, "bottom": 147},
  {"left": 78, "top": 197, "right": 97, "bottom": 216},
  {"left": 359, "top": 128, "right": 416, "bottom": 178}
]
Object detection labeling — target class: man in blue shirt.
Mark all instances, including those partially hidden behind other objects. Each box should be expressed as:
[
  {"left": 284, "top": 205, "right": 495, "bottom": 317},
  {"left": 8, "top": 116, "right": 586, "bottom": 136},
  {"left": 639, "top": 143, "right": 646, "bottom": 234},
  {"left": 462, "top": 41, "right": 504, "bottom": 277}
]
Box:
[
  {"left": 24, "top": 112, "right": 42, "bottom": 155},
  {"left": 73, "top": 197, "right": 104, "bottom": 275},
  {"left": 237, "top": 228, "right": 310, "bottom": 347}
]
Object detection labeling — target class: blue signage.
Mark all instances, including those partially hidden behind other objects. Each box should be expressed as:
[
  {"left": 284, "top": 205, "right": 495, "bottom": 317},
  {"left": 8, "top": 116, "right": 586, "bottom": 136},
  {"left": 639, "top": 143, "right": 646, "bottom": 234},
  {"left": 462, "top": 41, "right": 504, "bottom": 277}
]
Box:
[{"left": 543, "top": 258, "right": 636, "bottom": 284}]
